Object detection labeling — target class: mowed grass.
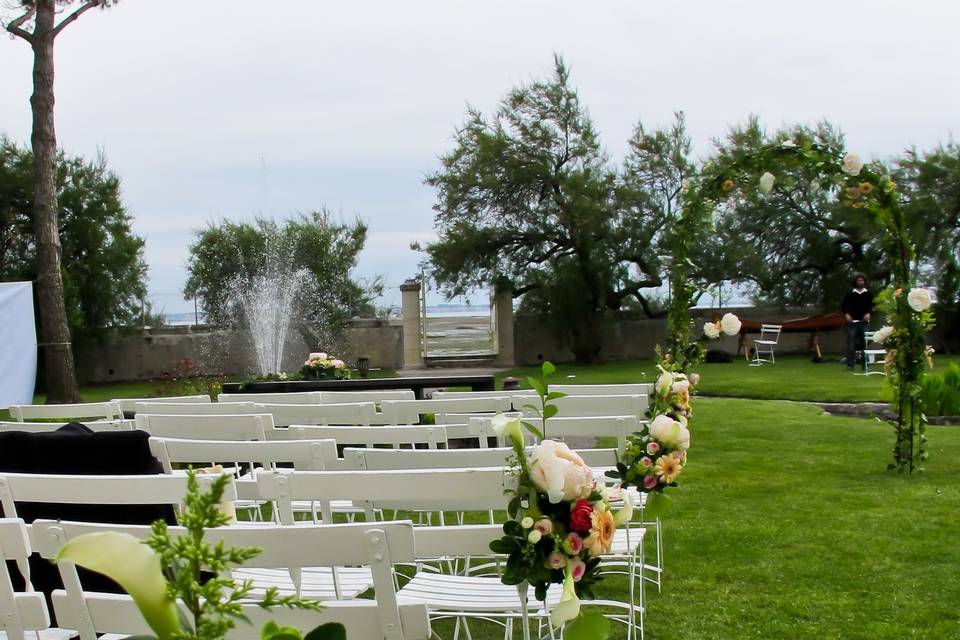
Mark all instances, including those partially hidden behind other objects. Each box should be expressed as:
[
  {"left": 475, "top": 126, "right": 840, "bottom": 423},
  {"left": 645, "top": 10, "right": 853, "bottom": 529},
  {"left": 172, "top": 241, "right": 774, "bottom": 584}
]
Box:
[{"left": 500, "top": 355, "right": 960, "bottom": 403}]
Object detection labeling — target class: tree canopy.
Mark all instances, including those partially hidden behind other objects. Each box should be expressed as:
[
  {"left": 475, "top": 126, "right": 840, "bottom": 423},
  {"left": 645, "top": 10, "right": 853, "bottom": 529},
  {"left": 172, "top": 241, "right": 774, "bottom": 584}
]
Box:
[
  {"left": 184, "top": 211, "right": 380, "bottom": 348},
  {"left": 423, "top": 56, "right": 693, "bottom": 362},
  {"left": 0, "top": 137, "right": 147, "bottom": 335}
]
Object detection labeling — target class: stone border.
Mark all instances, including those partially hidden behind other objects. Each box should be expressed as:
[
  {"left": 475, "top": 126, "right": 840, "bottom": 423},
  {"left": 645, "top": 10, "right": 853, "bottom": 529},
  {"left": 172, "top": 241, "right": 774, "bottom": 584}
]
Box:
[{"left": 815, "top": 402, "right": 960, "bottom": 425}]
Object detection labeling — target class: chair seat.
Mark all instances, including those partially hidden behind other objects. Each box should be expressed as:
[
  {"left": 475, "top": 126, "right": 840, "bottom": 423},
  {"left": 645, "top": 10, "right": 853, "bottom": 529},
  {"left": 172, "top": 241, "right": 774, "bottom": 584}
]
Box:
[
  {"left": 232, "top": 566, "right": 373, "bottom": 600},
  {"left": 0, "top": 630, "right": 77, "bottom": 640},
  {"left": 754, "top": 340, "right": 777, "bottom": 346},
  {"left": 398, "top": 573, "right": 560, "bottom": 613}
]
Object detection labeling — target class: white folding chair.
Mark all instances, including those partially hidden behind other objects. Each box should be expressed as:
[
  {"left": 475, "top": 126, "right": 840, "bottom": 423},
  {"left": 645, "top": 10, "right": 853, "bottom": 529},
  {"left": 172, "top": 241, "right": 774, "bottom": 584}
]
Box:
[
  {"left": 379, "top": 398, "right": 513, "bottom": 426},
  {"left": 751, "top": 324, "right": 782, "bottom": 365},
  {"left": 31, "top": 520, "right": 431, "bottom": 640},
  {"left": 0, "top": 420, "right": 133, "bottom": 434},
  {"left": 8, "top": 403, "right": 122, "bottom": 422},
  {"left": 318, "top": 390, "right": 416, "bottom": 405},
  {"left": 860, "top": 331, "right": 887, "bottom": 376},
  {"left": 0, "top": 518, "right": 69, "bottom": 640},
  {"left": 285, "top": 425, "right": 449, "bottom": 456},
  {"left": 254, "top": 403, "right": 378, "bottom": 427},
  {"left": 134, "top": 414, "right": 274, "bottom": 441},
  {"left": 134, "top": 402, "right": 257, "bottom": 415},
  {"left": 513, "top": 394, "right": 648, "bottom": 421}
]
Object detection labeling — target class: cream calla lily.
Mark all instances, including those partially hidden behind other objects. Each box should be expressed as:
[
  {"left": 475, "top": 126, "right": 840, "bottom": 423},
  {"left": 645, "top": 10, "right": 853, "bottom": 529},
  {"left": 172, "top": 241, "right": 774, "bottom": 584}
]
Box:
[
  {"left": 550, "top": 564, "right": 581, "bottom": 627},
  {"left": 56, "top": 531, "right": 180, "bottom": 640},
  {"left": 491, "top": 413, "right": 524, "bottom": 447},
  {"left": 613, "top": 494, "right": 634, "bottom": 526}
]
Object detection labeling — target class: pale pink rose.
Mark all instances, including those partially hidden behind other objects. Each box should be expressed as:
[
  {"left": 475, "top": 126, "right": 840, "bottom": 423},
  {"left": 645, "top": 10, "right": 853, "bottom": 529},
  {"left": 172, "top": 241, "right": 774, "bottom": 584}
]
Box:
[
  {"left": 671, "top": 379, "right": 690, "bottom": 394},
  {"left": 547, "top": 552, "right": 566, "bottom": 569},
  {"left": 646, "top": 442, "right": 660, "bottom": 455},
  {"left": 331, "top": 359, "right": 346, "bottom": 368},
  {"left": 649, "top": 414, "right": 691, "bottom": 451},
  {"left": 529, "top": 440, "right": 595, "bottom": 503},
  {"left": 309, "top": 352, "right": 327, "bottom": 360},
  {"left": 563, "top": 532, "right": 583, "bottom": 555},
  {"left": 640, "top": 456, "right": 653, "bottom": 467},
  {"left": 643, "top": 475, "right": 659, "bottom": 490},
  {"left": 689, "top": 372, "right": 701, "bottom": 386},
  {"left": 569, "top": 557, "right": 586, "bottom": 581},
  {"left": 535, "top": 518, "right": 554, "bottom": 535}
]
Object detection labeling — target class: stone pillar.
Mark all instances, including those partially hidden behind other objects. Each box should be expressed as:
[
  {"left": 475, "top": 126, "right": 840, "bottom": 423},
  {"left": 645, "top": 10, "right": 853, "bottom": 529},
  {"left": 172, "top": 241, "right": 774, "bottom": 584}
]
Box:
[
  {"left": 493, "top": 285, "right": 515, "bottom": 367},
  {"left": 400, "top": 278, "right": 423, "bottom": 369}
]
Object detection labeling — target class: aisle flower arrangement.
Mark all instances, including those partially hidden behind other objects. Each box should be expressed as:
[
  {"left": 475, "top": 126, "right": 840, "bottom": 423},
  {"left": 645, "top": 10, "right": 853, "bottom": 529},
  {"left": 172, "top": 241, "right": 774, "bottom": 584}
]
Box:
[
  {"left": 489, "top": 362, "right": 630, "bottom": 639},
  {"left": 301, "top": 351, "right": 351, "bottom": 380}
]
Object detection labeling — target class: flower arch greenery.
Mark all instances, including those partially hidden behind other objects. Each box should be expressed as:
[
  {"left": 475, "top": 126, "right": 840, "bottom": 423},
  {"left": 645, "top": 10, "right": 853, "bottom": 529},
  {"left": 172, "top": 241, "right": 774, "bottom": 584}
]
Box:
[{"left": 668, "top": 139, "right": 935, "bottom": 472}]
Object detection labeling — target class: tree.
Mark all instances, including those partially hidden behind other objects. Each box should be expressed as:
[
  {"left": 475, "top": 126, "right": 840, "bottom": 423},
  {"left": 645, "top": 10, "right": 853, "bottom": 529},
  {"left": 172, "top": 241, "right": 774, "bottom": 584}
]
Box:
[
  {"left": 184, "top": 212, "right": 380, "bottom": 349},
  {"left": 4, "top": 0, "right": 116, "bottom": 402},
  {"left": 424, "top": 56, "right": 682, "bottom": 363},
  {"left": 708, "top": 118, "right": 887, "bottom": 310},
  {"left": 0, "top": 137, "right": 147, "bottom": 335}
]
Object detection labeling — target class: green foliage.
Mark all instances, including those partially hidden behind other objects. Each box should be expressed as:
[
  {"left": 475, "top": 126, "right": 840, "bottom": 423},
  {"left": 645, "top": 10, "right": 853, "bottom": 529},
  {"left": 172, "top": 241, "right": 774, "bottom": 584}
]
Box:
[
  {"left": 0, "top": 136, "right": 147, "bottom": 335},
  {"left": 153, "top": 358, "right": 225, "bottom": 400},
  {"left": 146, "top": 470, "right": 334, "bottom": 640},
  {"left": 423, "top": 57, "right": 693, "bottom": 363},
  {"left": 184, "top": 211, "right": 381, "bottom": 349},
  {"left": 919, "top": 362, "right": 960, "bottom": 416},
  {"left": 520, "top": 360, "right": 564, "bottom": 440}
]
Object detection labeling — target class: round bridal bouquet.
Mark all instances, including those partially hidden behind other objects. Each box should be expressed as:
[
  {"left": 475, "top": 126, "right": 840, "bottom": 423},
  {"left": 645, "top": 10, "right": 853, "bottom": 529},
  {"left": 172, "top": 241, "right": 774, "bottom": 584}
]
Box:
[{"left": 489, "top": 414, "right": 632, "bottom": 632}]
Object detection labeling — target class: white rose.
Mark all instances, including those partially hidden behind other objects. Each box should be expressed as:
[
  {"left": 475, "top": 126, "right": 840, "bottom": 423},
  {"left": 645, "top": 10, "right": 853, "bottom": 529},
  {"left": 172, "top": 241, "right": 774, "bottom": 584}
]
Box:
[
  {"left": 842, "top": 153, "right": 864, "bottom": 176},
  {"left": 521, "top": 516, "right": 534, "bottom": 529},
  {"left": 782, "top": 139, "right": 797, "bottom": 148},
  {"left": 720, "top": 313, "right": 742, "bottom": 336},
  {"left": 655, "top": 370, "right": 674, "bottom": 395},
  {"left": 907, "top": 288, "right": 932, "bottom": 312},
  {"left": 528, "top": 440, "right": 594, "bottom": 504},
  {"left": 873, "top": 326, "right": 894, "bottom": 344},
  {"left": 671, "top": 379, "right": 690, "bottom": 394},
  {"left": 759, "top": 172, "right": 775, "bottom": 194},
  {"left": 528, "top": 529, "right": 542, "bottom": 544},
  {"left": 703, "top": 321, "right": 721, "bottom": 339},
  {"left": 649, "top": 414, "right": 691, "bottom": 451}
]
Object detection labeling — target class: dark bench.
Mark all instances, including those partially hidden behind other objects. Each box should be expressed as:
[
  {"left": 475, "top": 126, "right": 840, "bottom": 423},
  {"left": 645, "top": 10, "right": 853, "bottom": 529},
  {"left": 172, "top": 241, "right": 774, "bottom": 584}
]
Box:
[{"left": 220, "top": 374, "right": 496, "bottom": 399}]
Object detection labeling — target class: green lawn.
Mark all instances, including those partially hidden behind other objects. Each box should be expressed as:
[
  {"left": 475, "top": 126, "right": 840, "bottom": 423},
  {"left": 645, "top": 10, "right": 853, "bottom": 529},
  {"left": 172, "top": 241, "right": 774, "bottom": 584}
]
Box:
[{"left": 499, "top": 355, "right": 960, "bottom": 403}]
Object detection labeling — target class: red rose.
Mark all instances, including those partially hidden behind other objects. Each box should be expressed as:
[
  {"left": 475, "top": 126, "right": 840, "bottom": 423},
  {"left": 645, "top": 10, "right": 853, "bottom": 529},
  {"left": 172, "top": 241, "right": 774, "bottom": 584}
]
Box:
[{"left": 570, "top": 499, "right": 594, "bottom": 533}]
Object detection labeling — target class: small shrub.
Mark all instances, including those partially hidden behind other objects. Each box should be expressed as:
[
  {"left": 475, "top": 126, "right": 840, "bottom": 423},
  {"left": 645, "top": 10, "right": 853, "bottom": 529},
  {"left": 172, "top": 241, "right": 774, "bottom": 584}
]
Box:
[
  {"left": 920, "top": 363, "right": 960, "bottom": 416},
  {"left": 154, "top": 357, "right": 225, "bottom": 399}
]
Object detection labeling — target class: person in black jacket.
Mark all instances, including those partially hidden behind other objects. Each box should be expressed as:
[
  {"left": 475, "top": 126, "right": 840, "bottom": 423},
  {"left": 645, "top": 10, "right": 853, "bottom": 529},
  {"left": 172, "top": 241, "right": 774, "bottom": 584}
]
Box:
[{"left": 841, "top": 274, "right": 874, "bottom": 371}]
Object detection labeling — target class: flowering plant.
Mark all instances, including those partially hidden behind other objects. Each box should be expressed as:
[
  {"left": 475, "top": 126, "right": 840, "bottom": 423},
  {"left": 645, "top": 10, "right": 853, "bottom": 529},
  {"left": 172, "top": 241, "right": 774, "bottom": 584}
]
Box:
[
  {"left": 489, "top": 417, "right": 631, "bottom": 634},
  {"left": 300, "top": 351, "right": 351, "bottom": 380}
]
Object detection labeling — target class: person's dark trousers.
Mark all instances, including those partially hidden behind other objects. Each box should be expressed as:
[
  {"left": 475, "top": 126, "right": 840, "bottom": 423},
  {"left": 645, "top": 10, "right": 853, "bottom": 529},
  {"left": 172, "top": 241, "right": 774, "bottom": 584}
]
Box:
[{"left": 845, "top": 321, "right": 866, "bottom": 370}]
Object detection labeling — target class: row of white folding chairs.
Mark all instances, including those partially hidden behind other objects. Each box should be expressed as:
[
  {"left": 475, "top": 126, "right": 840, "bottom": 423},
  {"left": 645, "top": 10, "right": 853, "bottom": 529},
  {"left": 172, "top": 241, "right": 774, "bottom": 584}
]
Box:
[
  {"left": 1, "top": 516, "right": 431, "bottom": 640},
  {"left": 218, "top": 390, "right": 416, "bottom": 405},
  {"left": 0, "top": 420, "right": 134, "bottom": 433},
  {"left": 0, "top": 471, "right": 642, "bottom": 638}
]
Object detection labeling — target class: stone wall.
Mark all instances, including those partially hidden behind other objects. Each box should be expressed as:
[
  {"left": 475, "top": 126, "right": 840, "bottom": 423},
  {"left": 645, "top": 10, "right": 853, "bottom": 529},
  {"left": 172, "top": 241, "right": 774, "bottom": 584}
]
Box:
[
  {"left": 513, "top": 307, "right": 848, "bottom": 365},
  {"left": 74, "top": 319, "right": 403, "bottom": 384}
]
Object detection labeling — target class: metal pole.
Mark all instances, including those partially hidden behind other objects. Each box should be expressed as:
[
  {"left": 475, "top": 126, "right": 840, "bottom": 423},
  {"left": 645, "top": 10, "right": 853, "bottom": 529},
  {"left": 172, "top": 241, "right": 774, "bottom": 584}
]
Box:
[{"left": 194, "top": 297, "right": 199, "bottom": 326}]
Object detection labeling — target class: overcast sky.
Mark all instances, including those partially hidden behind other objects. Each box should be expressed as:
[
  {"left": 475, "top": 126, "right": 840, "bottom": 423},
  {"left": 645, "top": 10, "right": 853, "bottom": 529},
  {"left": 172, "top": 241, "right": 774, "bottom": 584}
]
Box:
[{"left": 2, "top": 0, "right": 958, "bottom": 313}]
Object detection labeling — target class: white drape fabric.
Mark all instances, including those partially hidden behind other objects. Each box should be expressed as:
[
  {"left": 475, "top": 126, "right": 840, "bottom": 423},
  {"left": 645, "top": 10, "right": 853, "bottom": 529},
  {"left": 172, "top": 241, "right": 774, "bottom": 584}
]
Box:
[{"left": 0, "top": 281, "right": 37, "bottom": 408}]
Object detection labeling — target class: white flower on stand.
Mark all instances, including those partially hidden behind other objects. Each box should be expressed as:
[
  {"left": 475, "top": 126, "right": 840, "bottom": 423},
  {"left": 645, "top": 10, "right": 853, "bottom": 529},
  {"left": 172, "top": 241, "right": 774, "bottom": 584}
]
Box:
[
  {"left": 649, "top": 414, "right": 691, "bottom": 451},
  {"left": 842, "top": 153, "right": 864, "bottom": 176},
  {"left": 720, "top": 312, "right": 742, "bottom": 336},
  {"left": 874, "top": 326, "right": 894, "bottom": 344},
  {"left": 703, "top": 321, "right": 721, "bottom": 339},
  {"left": 759, "top": 172, "right": 776, "bottom": 194},
  {"left": 907, "top": 288, "right": 932, "bottom": 312},
  {"left": 782, "top": 139, "right": 797, "bottom": 148}
]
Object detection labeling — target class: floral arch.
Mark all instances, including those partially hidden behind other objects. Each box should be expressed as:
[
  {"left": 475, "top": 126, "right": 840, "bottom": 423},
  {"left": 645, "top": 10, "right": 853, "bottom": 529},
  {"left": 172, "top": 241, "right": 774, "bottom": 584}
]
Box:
[{"left": 667, "top": 139, "right": 935, "bottom": 472}]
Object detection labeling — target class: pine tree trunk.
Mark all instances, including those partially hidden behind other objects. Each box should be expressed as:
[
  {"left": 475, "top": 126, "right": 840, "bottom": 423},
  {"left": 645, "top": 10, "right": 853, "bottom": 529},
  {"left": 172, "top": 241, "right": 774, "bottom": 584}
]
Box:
[{"left": 29, "top": 0, "right": 81, "bottom": 403}]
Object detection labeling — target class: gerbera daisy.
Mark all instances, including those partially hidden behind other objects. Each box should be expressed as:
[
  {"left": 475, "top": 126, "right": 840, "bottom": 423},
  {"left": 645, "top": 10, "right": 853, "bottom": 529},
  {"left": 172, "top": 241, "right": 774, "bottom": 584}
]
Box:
[
  {"left": 584, "top": 508, "right": 615, "bottom": 556},
  {"left": 655, "top": 453, "right": 683, "bottom": 484}
]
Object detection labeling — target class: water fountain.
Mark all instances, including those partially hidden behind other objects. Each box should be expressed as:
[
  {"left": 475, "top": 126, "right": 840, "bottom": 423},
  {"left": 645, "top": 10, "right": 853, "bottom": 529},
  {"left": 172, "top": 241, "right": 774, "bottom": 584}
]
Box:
[{"left": 231, "top": 249, "right": 309, "bottom": 377}]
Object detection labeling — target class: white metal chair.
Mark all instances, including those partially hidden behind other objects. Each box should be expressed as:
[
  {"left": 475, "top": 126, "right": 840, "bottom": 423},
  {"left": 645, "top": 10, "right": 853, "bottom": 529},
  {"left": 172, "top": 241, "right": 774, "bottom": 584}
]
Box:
[
  {"left": 255, "top": 402, "right": 378, "bottom": 427},
  {"left": 513, "top": 394, "right": 648, "bottom": 421},
  {"left": 31, "top": 520, "right": 431, "bottom": 640},
  {"left": 318, "top": 390, "right": 416, "bottom": 405},
  {"left": 8, "top": 402, "right": 122, "bottom": 422},
  {"left": 218, "top": 392, "right": 324, "bottom": 404},
  {"left": 134, "top": 402, "right": 257, "bottom": 415},
  {"left": 286, "top": 425, "right": 449, "bottom": 455},
  {"left": 0, "top": 420, "right": 133, "bottom": 434},
  {"left": 134, "top": 414, "right": 274, "bottom": 441},
  {"left": 112, "top": 395, "right": 211, "bottom": 416},
  {"left": 751, "top": 324, "right": 782, "bottom": 365},
  {"left": 860, "top": 331, "right": 887, "bottom": 376},
  {"left": 0, "top": 518, "right": 69, "bottom": 640},
  {"left": 379, "top": 398, "right": 512, "bottom": 426}
]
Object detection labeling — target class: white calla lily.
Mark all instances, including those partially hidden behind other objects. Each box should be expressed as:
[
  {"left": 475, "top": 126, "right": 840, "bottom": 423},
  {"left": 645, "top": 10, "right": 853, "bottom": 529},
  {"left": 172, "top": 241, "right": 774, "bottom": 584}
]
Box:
[
  {"left": 759, "top": 172, "right": 775, "bottom": 194},
  {"left": 491, "top": 413, "right": 523, "bottom": 447},
  {"left": 56, "top": 531, "right": 180, "bottom": 640},
  {"left": 550, "top": 564, "right": 581, "bottom": 627}
]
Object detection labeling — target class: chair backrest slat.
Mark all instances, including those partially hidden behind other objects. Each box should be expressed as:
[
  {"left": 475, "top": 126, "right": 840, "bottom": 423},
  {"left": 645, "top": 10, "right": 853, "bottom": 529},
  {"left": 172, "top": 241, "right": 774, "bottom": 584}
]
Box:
[
  {"left": 286, "top": 425, "right": 448, "bottom": 452},
  {"left": 218, "top": 392, "right": 324, "bottom": 404},
  {"left": 0, "top": 420, "right": 132, "bottom": 434},
  {"left": 134, "top": 414, "right": 273, "bottom": 441},
  {"left": 112, "top": 395, "right": 211, "bottom": 414},
  {"left": 514, "top": 394, "right": 647, "bottom": 420},
  {"left": 255, "top": 402, "right": 377, "bottom": 427},
  {"left": 135, "top": 402, "right": 257, "bottom": 416},
  {"left": 550, "top": 383, "right": 653, "bottom": 396},
  {"left": 379, "top": 397, "right": 512, "bottom": 425},
  {"left": 9, "top": 402, "right": 122, "bottom": 422},
  {"left": 470, "top": 415, "right": 638, "bottom": 455},
  {"left": 319, "top": 390, "right": 416, "bottom": 405}
]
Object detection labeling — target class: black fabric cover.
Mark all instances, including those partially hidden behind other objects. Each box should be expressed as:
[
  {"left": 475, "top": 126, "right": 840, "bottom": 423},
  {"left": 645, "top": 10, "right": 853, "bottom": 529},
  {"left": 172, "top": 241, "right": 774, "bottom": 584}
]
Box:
[{"left": 0, "top": 423, "right": 175, "bottom": 606}]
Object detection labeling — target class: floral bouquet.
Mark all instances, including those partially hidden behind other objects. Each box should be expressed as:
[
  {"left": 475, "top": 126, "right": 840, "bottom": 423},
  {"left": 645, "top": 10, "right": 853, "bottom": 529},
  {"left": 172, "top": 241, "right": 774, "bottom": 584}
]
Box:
[
  {"left": 300, "top": 352, "right": 351, "bottom": 380},
  {"left": 606, "top": 365, "right": 695, "bottom": 517},
  {"left": 489, "top": 414, "right": 632, "bottom": 635}
]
